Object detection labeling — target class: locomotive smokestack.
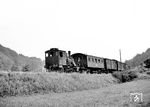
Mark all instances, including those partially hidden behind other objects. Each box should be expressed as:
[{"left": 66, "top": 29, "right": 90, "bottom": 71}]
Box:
[{"left": 68, "top": 51, "right": 71, "bottom": 57}]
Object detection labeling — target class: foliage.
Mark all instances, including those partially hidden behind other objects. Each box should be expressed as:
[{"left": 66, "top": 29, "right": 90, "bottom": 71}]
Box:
[
  {"left": 112, "top": 70, "right": 138, "bottom": 83},
  {"left": 0, "top": 52, "right": 14, "bottom": 71},
  {"left": 125, "top": 48, "right": 150, "bottom": 67},
  {"left": 143, "top": 58, "right": 150, "bottom": 68},
  {"left": 0, "top": 44, "right": 44, "bottom": 72},
  {"left": 22, "top": 64, "right": 31, "bottom": 72},
  {"left": 0, "top": 72, "right": 118, "bottom": 97},
  {"left": 137, "top": 73, "right": 150, "bottom": 80}
]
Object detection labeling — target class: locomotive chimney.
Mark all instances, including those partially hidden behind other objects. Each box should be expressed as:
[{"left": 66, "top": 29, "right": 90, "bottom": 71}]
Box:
[{"left": 68, "top": 51, "right": 71, "bottom": 57}]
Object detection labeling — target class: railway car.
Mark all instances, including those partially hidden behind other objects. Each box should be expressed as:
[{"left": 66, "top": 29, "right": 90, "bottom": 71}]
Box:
[
  {"left": 103, "top": 59, "right": 118, "bottom": 73},
  {"left": 117, "top": 62, "right": 121, "bottom": 71},
  {"left": 117, "top": 62, "right": 125, "bottom": 71},
  {"left": 87, "top": 55, "right": 105, "bottom": 72},
  {"left": 104, "top": 58, "right": 112, "bottom": 73},
  {"left": 71, "top": 53, "right": 105, "bottom": 73},
  {"left": 111, "top": 60, "right": 118, "bottom": 71}
]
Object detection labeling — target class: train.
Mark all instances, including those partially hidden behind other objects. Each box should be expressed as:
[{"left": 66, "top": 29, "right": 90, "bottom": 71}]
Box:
[{"left": 45, "top": 48, "right": 128, "bottom": 73}]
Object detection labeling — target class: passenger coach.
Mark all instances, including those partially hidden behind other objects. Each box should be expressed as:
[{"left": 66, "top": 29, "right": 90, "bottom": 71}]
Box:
[{"left": 71, "top": 53, "right": 105, "bottom": 73}]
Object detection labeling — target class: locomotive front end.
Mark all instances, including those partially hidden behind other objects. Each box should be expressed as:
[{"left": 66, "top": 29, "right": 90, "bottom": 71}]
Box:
[
  {"left": 45, "top": 48, "right": 77, "bottom": 72},
  {"left": 45, "top": 48, "right": 60, "bottom": 70}
]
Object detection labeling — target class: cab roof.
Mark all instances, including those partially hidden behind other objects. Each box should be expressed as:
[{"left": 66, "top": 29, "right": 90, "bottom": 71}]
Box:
[{"left": 45, "top": 48, "right": 66, "bottom": 53}]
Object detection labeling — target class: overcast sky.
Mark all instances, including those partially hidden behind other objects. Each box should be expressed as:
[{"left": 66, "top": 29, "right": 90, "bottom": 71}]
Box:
[{"left": 0, "top": 0, "right": 150, "bottom": 62}]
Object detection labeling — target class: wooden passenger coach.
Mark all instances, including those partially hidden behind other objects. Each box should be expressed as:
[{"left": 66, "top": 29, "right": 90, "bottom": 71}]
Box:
[{"left": 71, "top": 53, "right": 106, "bottom": 73}]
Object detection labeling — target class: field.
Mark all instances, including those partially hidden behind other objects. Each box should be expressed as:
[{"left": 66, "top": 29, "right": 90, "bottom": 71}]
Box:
[
  {"left": 0, "top": 71, "right": 118, "bottom": 97},
  {"left": 0, "top": 80, "right": 150, "bottom": 107},
  {"left": 0, "top": 71, "right": 150, "bottom": 107}
]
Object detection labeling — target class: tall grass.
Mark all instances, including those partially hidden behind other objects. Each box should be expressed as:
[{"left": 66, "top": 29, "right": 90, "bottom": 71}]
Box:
[{"left": 0, "top": 71, "right": 118, "bottom": 97}]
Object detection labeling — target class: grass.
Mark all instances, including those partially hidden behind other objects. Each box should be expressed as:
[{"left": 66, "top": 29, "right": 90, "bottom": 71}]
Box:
[
  {"left": 1, "top": 79, "right": 150, "bottom": 107},
  {"left": 0, "top": 71, "right": 118, "bottom": 97},
  {"left": 1, "top": 69, "right": 150, "bottom": 107}
]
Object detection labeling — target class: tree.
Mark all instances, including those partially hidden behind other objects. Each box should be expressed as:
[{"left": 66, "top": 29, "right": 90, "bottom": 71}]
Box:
[{"left": 144, "top": 58, "right": 150, "bottom": 68}]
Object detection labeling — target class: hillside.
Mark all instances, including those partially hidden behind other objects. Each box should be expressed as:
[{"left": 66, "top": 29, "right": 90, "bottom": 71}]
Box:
[
  {"left": 125, "top": 48, "right": 150, "bottom": 67},
  {"left": 0, "top": 44, "right": 44, "bottom": 71}
]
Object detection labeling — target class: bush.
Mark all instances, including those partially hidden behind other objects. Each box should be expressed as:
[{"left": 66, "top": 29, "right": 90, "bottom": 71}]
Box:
[
  {"left": 112, "top": 72, "right": 123, "bottom": 82},
  {"left": 112, "top": 71, "right": 138, "bottom": 83},
  {"left": 137, "top": 73, "right": 150, "bottom": 80},
  {"left": 22, "top": 64, "right": 31, "bottom": 72}
]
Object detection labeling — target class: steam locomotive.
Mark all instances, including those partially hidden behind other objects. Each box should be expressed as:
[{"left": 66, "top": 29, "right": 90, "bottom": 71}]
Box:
[{"left": 45, "top": 48, "right": 128, "bottom": 73}]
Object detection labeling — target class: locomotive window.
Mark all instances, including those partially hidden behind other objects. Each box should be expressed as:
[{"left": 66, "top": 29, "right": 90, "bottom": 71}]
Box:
[
  {"left": 98, "top": 59, "right": 100, "bottom": 63},
  {"left": 60, "top": 52, "right": 63, "bottom": 57},
  {"left": 56, "top": 52, "right": 59, "bottom": 56},
  {"left": 78, "top": 57, "right": 80, "bottom": 62},
  {"left": 49, "top": 52, "right": 54, "bottom": 57},
  {"left": 88, "top": 58, "right": 91, "bottom": 61},
  {"left": 46, "top": 53, "right": 48, "bottom": 57}
]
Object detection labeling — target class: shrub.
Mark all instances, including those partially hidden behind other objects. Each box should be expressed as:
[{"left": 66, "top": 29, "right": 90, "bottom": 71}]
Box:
[
  {"left": 137, "top": 73, "right": 150, "bottom": 80},
  {"left": 22, "top": 64, "right": 31, "bottom": 72},
  {"left": 112, "top": 72, "right": 123, "bottom": 82},
  {"left": 112, "top": 71, "right": 138, "bottom": 83}
]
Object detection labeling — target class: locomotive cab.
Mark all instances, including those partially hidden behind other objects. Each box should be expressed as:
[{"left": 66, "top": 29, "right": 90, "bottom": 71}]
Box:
[
  {"left": 45, "top": 48, "right": 67, "bottom": 70},
  {"left": 45, "top": 48, "right": 76, "bottom": 71}
]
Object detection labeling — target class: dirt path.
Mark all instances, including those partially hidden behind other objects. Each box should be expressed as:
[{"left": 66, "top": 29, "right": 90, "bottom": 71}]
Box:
[{"left": 0, "top": 80, "right": 150, "bottom": 107}]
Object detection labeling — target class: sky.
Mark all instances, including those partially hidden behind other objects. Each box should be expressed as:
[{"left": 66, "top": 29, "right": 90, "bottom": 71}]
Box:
[{"left": 0, "top": 0, "right": 150, "bottom": 62}]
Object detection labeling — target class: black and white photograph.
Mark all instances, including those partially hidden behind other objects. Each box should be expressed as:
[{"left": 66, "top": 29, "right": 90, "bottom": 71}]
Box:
[{"left": 0, "top": 0, "right": 150, "bottom": 107}]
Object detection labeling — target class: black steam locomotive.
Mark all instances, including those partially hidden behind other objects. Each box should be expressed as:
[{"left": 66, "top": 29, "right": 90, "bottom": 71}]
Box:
[{"left": 45, "top": 48, "right": 128, "bottom": 73}]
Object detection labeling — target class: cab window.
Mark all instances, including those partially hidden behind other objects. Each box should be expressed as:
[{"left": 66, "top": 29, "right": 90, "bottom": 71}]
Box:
[
  {"left": 49, "top": 52, "right": 54, "bottom": 57},
  {"left": 46, "top": 53, "right": 48, "bottom": 57},
  {"left": 60, "top": 52, "right": 63, "bottom": 57}
]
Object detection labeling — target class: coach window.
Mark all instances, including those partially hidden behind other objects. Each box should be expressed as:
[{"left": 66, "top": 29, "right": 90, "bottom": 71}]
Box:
[
  {"left": 95, "top": 59, "right": 97, "bottom": 63},
  {"left": 98, "top": 59, "right": 100, "bottom": 63},
  {"left": 60, "top": 52, "right": 63, "bottom": 57},
  {"left": 92, "top": 58, "right": 94, "bottom": 62},
  {"left": 100, "top": 59, "right": 101, "bottom": 63},
  {"left": 88, "top": 58, "right": 91, "bottom": 61}
]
